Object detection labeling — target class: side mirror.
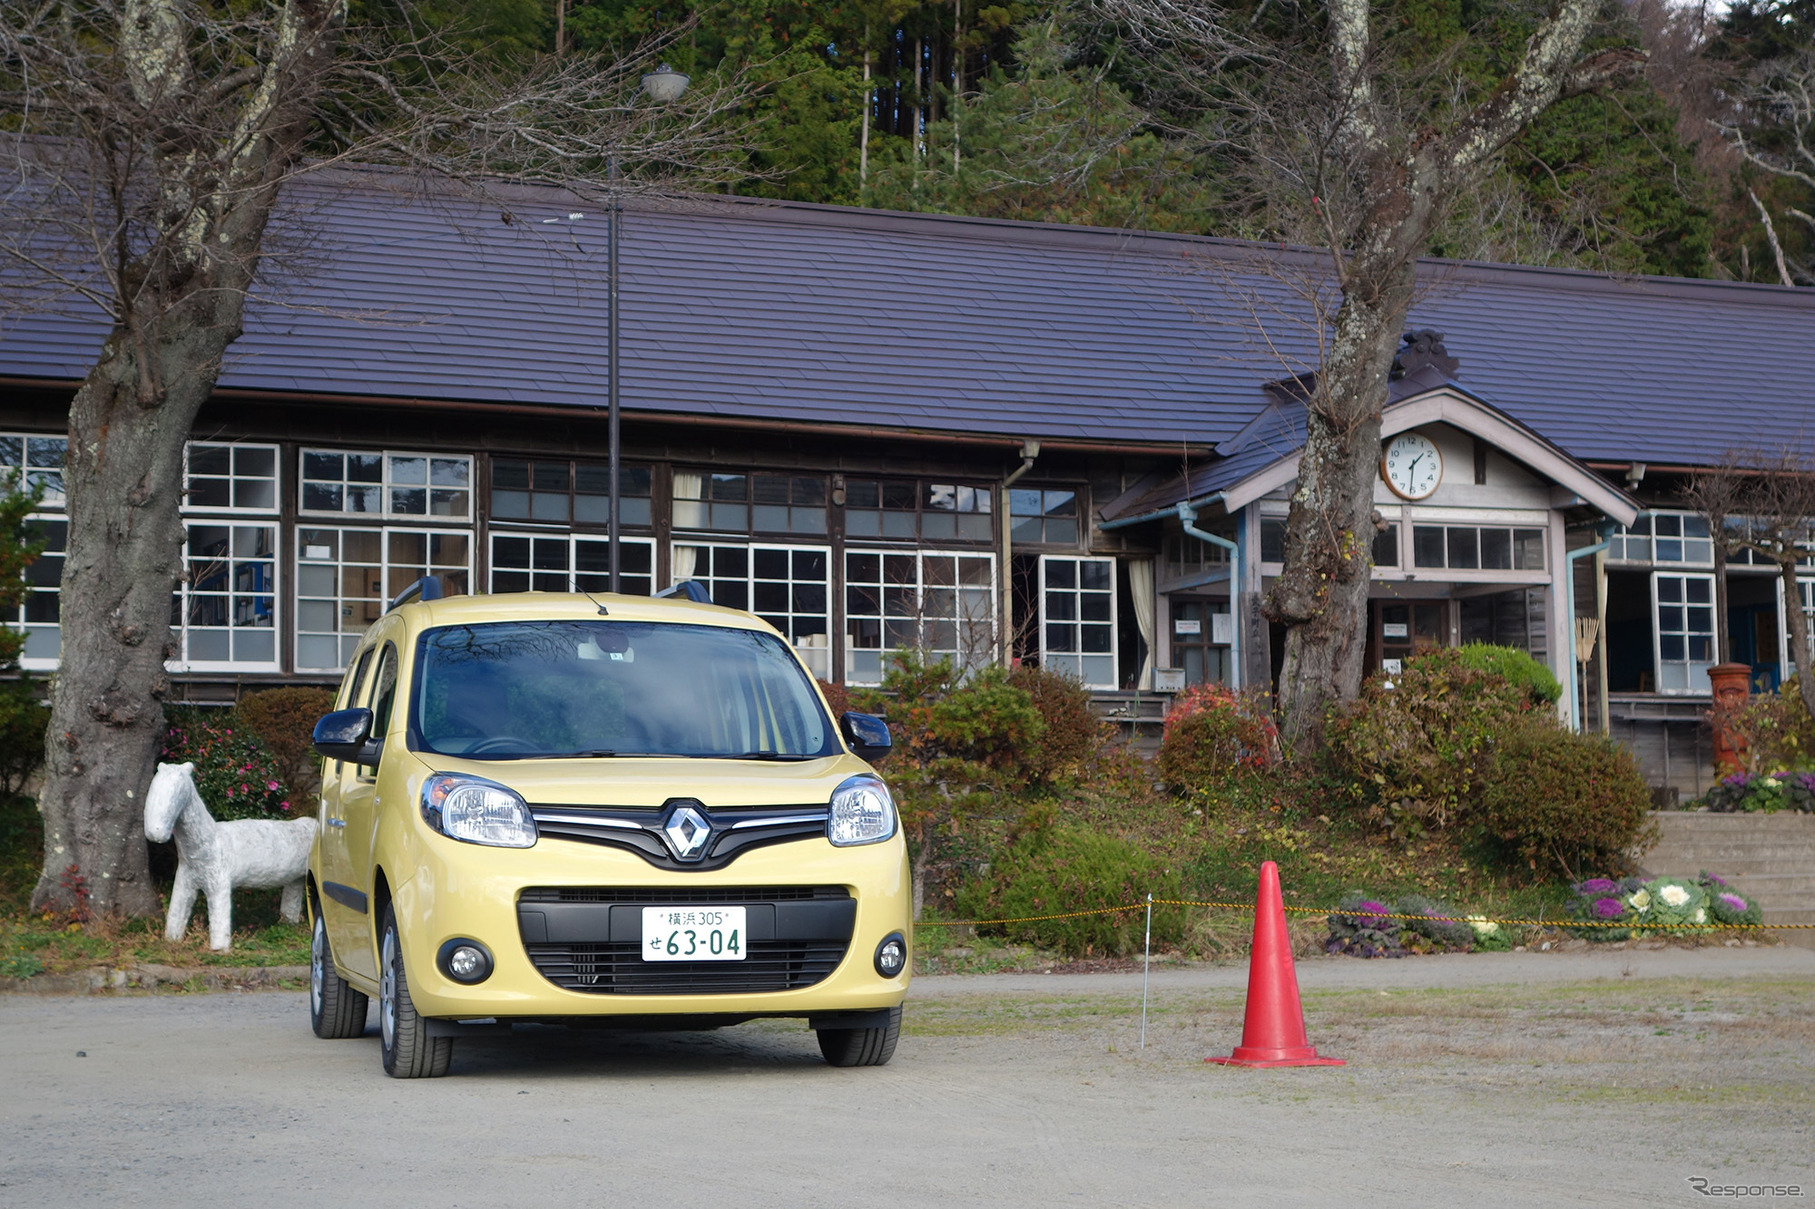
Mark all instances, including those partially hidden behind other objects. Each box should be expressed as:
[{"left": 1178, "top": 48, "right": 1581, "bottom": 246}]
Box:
[
  {"left": 313, "top": 708, "right": 380, "bottom": 765},
  {"left": 840, "top": 712, "right": 892, "bottom": 764}
]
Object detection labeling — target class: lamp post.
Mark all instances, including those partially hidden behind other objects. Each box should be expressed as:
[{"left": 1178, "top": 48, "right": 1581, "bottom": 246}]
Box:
[{"left": 609, "top": 63, "right": 690, "bottom": 593}]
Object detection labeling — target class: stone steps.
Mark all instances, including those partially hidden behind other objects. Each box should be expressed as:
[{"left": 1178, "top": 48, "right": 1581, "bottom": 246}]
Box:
[{"left": 1641, "top": 812, "right": 1815, "bottom": 944}]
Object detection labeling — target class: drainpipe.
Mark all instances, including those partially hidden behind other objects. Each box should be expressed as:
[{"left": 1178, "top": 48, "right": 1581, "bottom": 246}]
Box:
[
  {"left": 1564, "top": 527, "right": 1613, "bottom": 733},
  {"left": 1177, "top": 501, "right": 1241, "bottom": 690},
  {"left": 1000, "top": 441, "right": 1040, "bottom": 665}
]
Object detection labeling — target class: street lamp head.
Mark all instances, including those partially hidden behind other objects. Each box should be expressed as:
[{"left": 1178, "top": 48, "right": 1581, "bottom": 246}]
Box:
[{"left": 640, "top": 64, "right": 690, "bottom": 104}]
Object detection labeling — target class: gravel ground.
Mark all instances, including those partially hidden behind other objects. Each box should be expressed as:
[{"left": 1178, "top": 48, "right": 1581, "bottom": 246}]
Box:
[{"left": 2, "top": 947, "right": 1811, "bottom": 1208}]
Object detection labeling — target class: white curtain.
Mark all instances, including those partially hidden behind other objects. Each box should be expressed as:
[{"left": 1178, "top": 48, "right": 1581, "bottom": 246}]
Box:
[
  {"left": 1129, "top": 558, "right": 1156, "bottom": 690},
  {"left": 671, "top": 544, "right": 698, "bottom": 588},
  {"left": 672, "top": 471, "right": 703, "bottom": 530}
]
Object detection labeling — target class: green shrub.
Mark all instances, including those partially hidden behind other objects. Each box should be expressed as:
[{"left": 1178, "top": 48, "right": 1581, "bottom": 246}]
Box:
[
  {"left": 1323, "top": 648, "right": 1533, "bottom": 837},
  {"left": 0, "top": 792, "right": 43, "bottom": 912},
  {"left": 0, "top": 679, "right": 48, "bottom": 799},
  {"left": 160, "top": 707, "right": 296, "bottom": 822},
  {"left": 957, "top": 824, "right": 1183, "bottom": 958},
  {"left": 1476, "top": 718, "right": 1652, "bottom": 882},
  {"left": 1157, "top": 683, "right": 1278, "bottom": 795},
  {"left": 1726, "top": 682, "right": 1815, "bottom": 772},
  {"left": 1008, "top": 663, "right": 1110, "bottom": 786},
  {"left": 853, "top": 652, "right": 1046, "bottom": 913},
  {"left": 1454, "top": 642, "right": 1562, "bottom": 705},
  {"left": 236, "top": 686, "right": 336, "bottom": 809}
]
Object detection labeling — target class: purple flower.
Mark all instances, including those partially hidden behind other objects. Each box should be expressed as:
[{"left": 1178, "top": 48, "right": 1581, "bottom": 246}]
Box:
[
  {"left": 1577, "top": 878, "right": 1618, "bottom": 894},
  {"left": 1592, "top": 897, "right": 1626, "bottom": 919},
  {"left": 1719, "top": 893, "right": 1748, "bottom": 912},
  {"left": 1722, "top": 773, "right": 1752, "bottom": 788}
]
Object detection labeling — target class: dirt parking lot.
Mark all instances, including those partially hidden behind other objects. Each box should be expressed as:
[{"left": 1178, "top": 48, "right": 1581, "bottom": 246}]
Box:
[{"left": 2, "top": 947, "right": 1812, "bottom": 1208}]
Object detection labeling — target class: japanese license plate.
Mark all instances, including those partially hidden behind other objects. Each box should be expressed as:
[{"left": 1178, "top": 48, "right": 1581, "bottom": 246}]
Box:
[{"left": 641, "top": 906, "right": 746, "bottom": 962}]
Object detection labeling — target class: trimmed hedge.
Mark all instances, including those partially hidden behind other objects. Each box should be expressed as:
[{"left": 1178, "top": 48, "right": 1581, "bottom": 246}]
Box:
[
  {"left": 1477, "top": 717, "right": 1653, "bottom": 880},
  {"left": 957, "top": 824, "right": 1183, "bottom": 958}
]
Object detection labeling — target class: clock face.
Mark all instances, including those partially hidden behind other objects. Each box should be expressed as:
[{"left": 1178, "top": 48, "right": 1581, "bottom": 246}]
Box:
[{"left": 1381, "top": 433, "right": 1443, "bottom": 500}]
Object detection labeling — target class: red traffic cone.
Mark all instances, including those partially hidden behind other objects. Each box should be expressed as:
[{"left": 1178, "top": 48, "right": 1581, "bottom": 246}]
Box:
[{"left": 1207, "top": 860, "right": 1344, "bottom": 1068}]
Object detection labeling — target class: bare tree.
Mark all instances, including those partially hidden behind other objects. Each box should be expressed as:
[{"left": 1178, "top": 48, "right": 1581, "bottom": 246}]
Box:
[
  {"left": 1099, "top": 0, "right": 1645, "bottom": 750},
  {"left": 1690, "top": 449, "right": 1815, "bottom": 725},
  {"left": 0, "top": 0, "right": 765, "bottom": 915},
  {"left": 1718, "top": 52, "right": 1815, "bottom": 285}
]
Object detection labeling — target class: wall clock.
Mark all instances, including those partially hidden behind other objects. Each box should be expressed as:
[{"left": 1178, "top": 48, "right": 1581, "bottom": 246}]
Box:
[{"left": 1381, "top": 432, "right": 1442, "bottom": 500}]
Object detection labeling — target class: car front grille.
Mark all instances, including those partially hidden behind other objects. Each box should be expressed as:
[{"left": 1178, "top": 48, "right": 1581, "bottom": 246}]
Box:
[
  {"left": 525, "top": 940, "right": 849, "bottom": 994},
  {"left": 517, "top": 885, "right": 855, "bottom": 996}
]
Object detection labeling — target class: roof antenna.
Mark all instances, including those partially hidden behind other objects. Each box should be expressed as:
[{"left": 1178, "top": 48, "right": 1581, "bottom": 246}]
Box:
[{"left": 576, "top": 582, "right": 610, "bottom": 615}]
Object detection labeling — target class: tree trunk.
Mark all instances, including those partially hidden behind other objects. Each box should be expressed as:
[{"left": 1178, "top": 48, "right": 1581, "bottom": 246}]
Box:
[
  {"left": 1270, "top": 253, "right": 1418, "bottom": 753},
  {"left": 25, "top": 0, "right": 347, "bottom": 915},
  {"left": 1780, "top": 556, "right": 1815, "bottom": 724},
  {"left": 30, "top": 314, "right": 244, "bottom": 916}
]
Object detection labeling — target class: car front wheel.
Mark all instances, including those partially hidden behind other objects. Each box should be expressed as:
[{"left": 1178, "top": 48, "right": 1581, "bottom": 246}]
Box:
[
  {"left": 815, "top": 1005, "right": 902, "bottom": 1067},
  {"left": 379, "top": 906, "right": 454, "bottom": 1078},
  {"left": 310, "top": 909, "right": 369, "bottom": 1040}
]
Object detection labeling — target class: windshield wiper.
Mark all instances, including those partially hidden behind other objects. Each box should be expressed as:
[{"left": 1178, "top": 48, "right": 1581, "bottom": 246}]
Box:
[
  {"left": 521, "top": 749, "right": 670, "bottom": 760},
  {"left": 719, "top": 751, "right": 816, "bottom": 761}
]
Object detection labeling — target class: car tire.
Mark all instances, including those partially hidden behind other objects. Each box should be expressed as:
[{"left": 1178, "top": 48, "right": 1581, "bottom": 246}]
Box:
[
  {"left": 379, "top": 906, "right": 454, "bottom": 1078},
  {"left": 310, "top": 908, "right": 369, "bottom": 1040},
  {"left": 815, "top": 1006, "right": 902, "bottom": 1067}
]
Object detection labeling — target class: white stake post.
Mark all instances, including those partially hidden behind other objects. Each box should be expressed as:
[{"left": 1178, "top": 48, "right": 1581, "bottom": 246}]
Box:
[{"left": 1140, "top": 893, "right": 1153, "bottom": 1050}]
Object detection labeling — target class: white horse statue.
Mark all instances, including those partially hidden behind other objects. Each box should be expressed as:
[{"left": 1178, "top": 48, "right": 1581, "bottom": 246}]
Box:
[{"left": 143, "top": 762, "right": 318, "bottom": 952}]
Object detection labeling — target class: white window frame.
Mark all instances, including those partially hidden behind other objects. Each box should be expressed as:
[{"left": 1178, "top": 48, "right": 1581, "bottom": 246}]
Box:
[
  {"left": 843, "top": 549, "right": 998, "bottom": 686},
  {"left": 170, "top": 521, "right": 281, "bottom": 672},
  {"left": 295, "top": 525, "right": 474, "bottom": 672},
  {"left": 672, "top": 541, "right": 832, "bottom": 679},
  {"left": 298, "top": 448, "right": 473, "bottom": 521},
  {"left": 489, "top": 532, "right": 657, "bottom": 597},
  {"left": 182, "top": 441, "right": 280, "bottom": 515},
  {"left": 12, "top": 513, "right": 66, "bottom": 671},
  {"left": 1038, "top": 554, "right": 1118, "bottom": 689},
  {"left": 1609, "top": 510, "right": 1716, "bottom": 567},
  {"left": 1651, "top": 571, "right": 1717, "bottom": 694},
  {"left": 0, "top": 431, "right": 68, "bottom": 506}
]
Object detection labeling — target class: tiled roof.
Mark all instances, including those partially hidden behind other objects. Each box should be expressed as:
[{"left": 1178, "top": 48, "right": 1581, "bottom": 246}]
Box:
[{"left": 2, "top": 169, "right": 1811, "bottom": 461}]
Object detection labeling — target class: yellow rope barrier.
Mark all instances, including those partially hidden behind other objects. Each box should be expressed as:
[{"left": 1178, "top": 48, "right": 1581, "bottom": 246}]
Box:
[{"left": 915, "top": 898, "right": 1815, "bottom": 931}]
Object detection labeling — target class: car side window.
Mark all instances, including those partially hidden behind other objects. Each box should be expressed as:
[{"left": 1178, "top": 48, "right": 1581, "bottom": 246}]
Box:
[
  {"left": 341, "top": 646, "right": 376, "bottom": 710},
  {"left": 370, "top": 642, "right": 400, "bottom": 748}
]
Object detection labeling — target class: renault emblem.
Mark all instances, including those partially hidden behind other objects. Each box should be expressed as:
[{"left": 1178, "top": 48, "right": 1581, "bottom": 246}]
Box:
[{"left": 661, "top": 804, "right": 713, "bottom": 861}]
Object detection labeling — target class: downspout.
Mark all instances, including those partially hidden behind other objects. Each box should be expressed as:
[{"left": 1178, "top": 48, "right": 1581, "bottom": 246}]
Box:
[
  {"left": 1177, "top": 501, "right": 1241, "bottom": 691},
  {"left": 1000, "top": 441, "right": 1040, "bottom": 665},
  {"left": 1564, "top": 527, "right": 1614, "bottom": 733}
]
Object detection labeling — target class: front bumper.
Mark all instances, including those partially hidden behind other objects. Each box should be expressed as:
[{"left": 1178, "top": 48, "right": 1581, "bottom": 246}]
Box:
[{"left": 378, "top": 826, "right": 912, "bottom": 1021}]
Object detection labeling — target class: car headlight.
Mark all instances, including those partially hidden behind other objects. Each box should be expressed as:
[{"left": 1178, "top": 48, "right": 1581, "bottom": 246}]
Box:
[
  {"left": 828, "top": 774, "right": 896, "bottom": 847},
  {"left": 421, "top": 773, "right": 538, "bottom": 848}
]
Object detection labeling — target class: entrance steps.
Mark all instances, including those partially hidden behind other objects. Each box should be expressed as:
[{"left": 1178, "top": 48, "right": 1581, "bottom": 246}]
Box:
[{"left": 1640, "top": 812, "right": 1815, "bottom": 943}]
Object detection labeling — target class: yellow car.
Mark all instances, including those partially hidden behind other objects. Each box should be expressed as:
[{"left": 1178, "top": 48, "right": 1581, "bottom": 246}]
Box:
[{"left": 306, "top": 582, "right": 910, "bottom": 1078}]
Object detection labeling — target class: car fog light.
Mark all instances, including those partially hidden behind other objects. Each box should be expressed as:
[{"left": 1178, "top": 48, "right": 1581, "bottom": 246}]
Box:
[
  {"left": 874, "top": 932, "right": 907, "bottom": 979},
  {"left": 437, "top": 938, "right": 494, "bottom": 984}
]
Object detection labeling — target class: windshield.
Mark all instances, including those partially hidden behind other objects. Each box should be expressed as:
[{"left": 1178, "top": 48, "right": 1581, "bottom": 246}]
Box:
[{"left": 410, "top": 620, "right": 838, "bottom": 760}]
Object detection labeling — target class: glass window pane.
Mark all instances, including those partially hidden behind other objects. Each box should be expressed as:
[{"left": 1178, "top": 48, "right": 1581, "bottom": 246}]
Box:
[
  {"left": 1447, "top": 528, "right": 1479, "bottom": 569},
  {"left": 1413, "top": 526, "right": 1445, "bottom": 568},
  {"left": 1480, "top": 528, "right": 1512, "bottom": 570}
]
